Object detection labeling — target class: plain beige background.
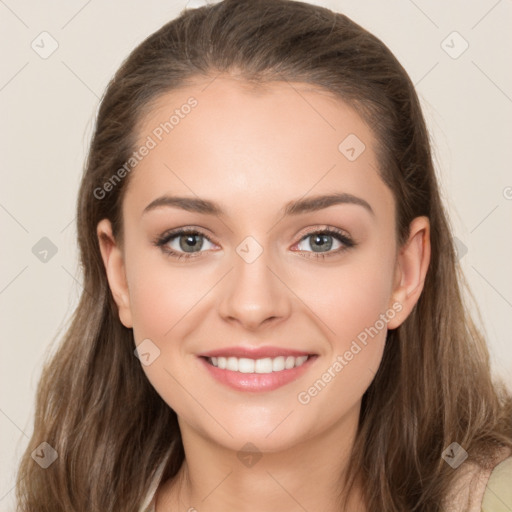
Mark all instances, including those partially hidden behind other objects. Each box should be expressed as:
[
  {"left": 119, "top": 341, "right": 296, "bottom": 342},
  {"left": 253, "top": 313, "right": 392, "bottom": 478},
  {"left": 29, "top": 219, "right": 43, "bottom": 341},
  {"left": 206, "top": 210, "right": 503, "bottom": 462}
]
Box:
[{"left": 1, "top": 0, "right": 511, "bottom": 509}]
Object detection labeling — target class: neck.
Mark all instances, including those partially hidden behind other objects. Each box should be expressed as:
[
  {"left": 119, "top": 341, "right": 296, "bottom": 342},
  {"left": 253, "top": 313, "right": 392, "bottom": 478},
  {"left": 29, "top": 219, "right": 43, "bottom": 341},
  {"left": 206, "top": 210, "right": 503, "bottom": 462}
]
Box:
[{"left": 156, "top": 402, "right": 365, "bottom": 512}]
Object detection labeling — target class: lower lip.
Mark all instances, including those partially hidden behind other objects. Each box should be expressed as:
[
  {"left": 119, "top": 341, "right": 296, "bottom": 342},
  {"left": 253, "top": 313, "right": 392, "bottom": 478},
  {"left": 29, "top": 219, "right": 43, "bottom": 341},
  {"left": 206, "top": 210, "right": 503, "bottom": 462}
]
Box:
[{"left": 199, "top": 355, "right": 318, "bottom": 392}]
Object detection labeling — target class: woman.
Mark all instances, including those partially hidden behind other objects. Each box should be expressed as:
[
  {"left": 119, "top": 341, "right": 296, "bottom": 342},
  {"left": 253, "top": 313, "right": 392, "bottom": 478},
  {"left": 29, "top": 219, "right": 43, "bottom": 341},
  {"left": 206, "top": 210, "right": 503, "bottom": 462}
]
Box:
[{"left": 15, "top": 0, "right": 512, "bottom": 510}]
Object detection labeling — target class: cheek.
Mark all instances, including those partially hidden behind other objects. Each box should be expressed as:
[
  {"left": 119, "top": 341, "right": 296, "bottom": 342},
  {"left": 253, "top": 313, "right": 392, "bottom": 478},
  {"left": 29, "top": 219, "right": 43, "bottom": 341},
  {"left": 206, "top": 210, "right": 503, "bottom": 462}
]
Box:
[
  {"left": 293, "top": 250, "right": 396, "bottom": 404},
  {"left": 125, "top": 257, "right": 209, "bottom": 415},
  {"left": 294, "top": 266, "right": 392, "bottom": 411},
  {"left": 126, "top": 250, "right": 207, "bottom": 341},
  {"left": 297, "top": 253, "right": 395, "bottom": 344}
]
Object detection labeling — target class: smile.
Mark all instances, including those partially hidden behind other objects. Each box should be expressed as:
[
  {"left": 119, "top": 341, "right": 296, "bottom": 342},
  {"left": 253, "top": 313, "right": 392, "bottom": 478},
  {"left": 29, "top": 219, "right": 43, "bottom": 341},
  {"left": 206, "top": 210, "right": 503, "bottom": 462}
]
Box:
[{"left": 199, "top": 354, "right": 318, "bottom": 392}]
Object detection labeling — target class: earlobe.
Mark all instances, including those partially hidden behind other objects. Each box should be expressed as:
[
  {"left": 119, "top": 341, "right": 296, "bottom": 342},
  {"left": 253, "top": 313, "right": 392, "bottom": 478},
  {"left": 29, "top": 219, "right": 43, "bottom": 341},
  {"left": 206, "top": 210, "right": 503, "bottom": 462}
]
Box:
[
  {"left": 96, "top": 219, "right": 133, "bottom": 329},
  {"left": 387, "top": 216, "right": 431, "bottom": 330}
]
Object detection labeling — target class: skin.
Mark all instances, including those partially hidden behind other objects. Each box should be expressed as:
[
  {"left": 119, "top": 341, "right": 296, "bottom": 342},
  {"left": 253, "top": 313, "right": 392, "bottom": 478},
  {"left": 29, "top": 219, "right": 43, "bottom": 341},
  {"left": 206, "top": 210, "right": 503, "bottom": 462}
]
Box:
[{"left": 97, "top": 76, "right": 430, "bottom": 511}]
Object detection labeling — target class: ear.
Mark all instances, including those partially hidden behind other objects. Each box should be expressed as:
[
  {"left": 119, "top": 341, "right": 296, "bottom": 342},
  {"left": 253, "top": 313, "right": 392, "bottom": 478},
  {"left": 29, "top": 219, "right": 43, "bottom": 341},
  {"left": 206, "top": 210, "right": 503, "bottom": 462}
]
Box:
[
  {"left": 386, "top": 216, "right": 431, "bottom": 330},
  {"left": 97, "top": 218, "right": 133, "bottom": 328}
]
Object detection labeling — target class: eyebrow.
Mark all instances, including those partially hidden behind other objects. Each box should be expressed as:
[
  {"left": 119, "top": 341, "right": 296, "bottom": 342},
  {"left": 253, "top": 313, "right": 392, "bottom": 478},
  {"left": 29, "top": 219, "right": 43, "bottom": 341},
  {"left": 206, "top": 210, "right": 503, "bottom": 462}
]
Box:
[{"left": 142, "top": 192, "right": 374, "bottom": 217}]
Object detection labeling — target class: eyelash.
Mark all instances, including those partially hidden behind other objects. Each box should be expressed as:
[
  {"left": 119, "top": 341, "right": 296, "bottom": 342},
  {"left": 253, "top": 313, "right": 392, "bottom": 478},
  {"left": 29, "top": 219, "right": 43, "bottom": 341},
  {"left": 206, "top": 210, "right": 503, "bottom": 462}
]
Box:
[{"left": 152, "top": 226, "right": 356, "bottom": 261}]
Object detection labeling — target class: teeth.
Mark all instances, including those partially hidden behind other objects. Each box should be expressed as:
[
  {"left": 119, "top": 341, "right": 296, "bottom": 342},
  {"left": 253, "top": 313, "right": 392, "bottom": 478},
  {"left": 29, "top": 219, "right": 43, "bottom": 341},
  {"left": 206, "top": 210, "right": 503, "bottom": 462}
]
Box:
[
  {"left": 208, "top": 355, "right": 309, "bottom": 373},
  {"left": 285, "top": 355, "right": 296, "bottom": 369},
  {"left": 272, "top": 356, "right": 285, "bottom": 371},
  {"left": 226, "top": 357, "right": 238, "bottom": 371}
]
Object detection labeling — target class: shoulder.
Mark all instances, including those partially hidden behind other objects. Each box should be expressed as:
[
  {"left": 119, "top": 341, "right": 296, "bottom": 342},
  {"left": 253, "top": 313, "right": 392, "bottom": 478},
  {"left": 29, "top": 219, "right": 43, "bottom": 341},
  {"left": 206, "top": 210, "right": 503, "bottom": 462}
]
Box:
[
  {"left": 481, "top": 455, "right": 512, "bottom": 512},
  {"left": 442, "top": 446, "right": 512, "bottom": 512}
]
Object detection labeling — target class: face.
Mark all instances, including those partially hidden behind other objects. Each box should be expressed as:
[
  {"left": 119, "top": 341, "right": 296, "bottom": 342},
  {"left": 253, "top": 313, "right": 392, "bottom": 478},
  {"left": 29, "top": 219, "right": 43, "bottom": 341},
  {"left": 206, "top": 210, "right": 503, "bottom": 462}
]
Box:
[{"left": 98, "top": 76, "right": 430, "bottom": 454}]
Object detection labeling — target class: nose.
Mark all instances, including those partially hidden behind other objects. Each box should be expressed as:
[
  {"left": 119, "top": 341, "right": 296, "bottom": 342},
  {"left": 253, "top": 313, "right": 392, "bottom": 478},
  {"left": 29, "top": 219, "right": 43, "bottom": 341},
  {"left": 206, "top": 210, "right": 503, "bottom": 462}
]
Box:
[{"left": 217, "top": 243, "right": 292, "bottom": 331}]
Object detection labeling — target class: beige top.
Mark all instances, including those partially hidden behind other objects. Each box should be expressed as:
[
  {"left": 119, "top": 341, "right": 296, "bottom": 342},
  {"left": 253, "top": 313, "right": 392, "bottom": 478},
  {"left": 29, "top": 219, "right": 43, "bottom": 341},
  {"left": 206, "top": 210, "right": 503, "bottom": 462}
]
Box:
[
  {"left": 140, "top": 447, "right": 512, "bottom": 512},
  {"left": 482, "top": 455, "right": 512, "bottom": 511},
  {"left": 442, "top": 446, "right": 512, "bottom": 512}
]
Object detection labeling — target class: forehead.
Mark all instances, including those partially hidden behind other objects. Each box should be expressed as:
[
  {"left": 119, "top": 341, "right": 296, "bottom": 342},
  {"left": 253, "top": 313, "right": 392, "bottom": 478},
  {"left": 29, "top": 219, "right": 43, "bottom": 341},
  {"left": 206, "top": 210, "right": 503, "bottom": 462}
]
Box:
[
  {"left": 136, "top": 76, "right": 371, "bottom": 150},
  {"left": 123, "top": 76, "right": 392, "bottom": 222}
]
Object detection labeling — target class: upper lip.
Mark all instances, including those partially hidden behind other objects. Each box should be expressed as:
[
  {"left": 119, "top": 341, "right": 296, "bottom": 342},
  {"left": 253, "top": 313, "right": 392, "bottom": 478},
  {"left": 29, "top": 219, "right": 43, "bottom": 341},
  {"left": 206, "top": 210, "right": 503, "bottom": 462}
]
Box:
[{"left": 199, "top": 346, "right": 316, "bottom": 359}]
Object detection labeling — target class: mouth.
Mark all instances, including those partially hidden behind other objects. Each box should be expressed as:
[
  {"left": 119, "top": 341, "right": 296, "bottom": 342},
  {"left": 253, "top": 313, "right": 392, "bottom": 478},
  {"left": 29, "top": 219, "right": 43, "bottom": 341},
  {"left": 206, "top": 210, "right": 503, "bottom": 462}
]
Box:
[{"left": 198, "top": 352, "right": 318, "bottom": 392}]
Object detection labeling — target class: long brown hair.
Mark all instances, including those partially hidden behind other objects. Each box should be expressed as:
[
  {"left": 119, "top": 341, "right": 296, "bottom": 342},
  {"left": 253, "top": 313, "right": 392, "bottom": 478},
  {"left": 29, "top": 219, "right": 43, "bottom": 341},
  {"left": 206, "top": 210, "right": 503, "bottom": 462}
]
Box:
[{"left": 15, "top": 0, "right": 512, "bottom": 510}]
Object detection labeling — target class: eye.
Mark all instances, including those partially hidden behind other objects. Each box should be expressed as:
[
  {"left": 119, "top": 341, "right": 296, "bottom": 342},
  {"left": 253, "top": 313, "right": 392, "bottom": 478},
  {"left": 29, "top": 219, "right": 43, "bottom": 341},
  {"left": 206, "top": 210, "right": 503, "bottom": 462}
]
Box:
[
  {"left": 153, "top": 226, "right": 356, "bottom": 261},
  {"left": 153, "top": 228, "right": 217, "bottom": 259},
  {"left": 294, "top": 227, "right": 355, "bottom": 259}
]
